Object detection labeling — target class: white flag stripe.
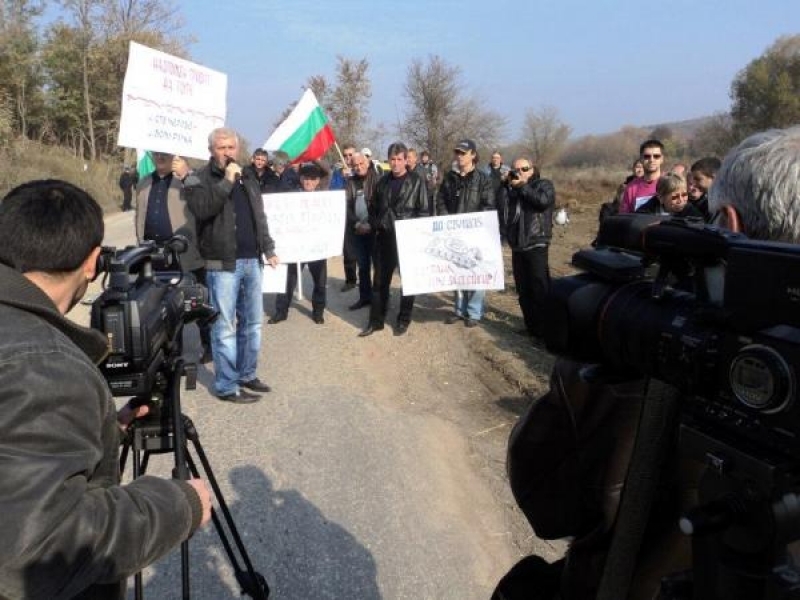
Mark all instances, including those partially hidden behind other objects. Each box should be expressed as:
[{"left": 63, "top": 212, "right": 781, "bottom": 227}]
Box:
[{"left": 263, "top": 89, "right": 319, "bottom": 151}]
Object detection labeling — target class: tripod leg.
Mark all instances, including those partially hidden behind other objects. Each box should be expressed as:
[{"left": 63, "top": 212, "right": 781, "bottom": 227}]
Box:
[
  {"left": 133, "top": 447, "right": 144, "bottom": 600},
  {"left": 183, "top": 418, "right": 270, "bottom": 600}
]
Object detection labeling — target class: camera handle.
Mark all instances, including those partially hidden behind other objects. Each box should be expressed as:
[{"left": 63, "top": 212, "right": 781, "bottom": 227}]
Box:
[
  {"left": 120, "top": 358, "right": 270, "bottom": 600},
  {"left": 597, "top": 378, "right": 682, "bottom": 600},
  {"left": 665, "top": 425, "right": 800, "bottom": 599}
]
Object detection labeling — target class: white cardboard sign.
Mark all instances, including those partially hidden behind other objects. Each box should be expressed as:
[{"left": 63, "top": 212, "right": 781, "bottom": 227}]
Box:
[
  {"left": 262, "top": 190, "right": 346, "bottom": 264},
  {"left": 118, "top": 42, "right": 227, "bottom": 159},
  {"left": 395, "top": 211, "right": 505, "bottom": 296}
]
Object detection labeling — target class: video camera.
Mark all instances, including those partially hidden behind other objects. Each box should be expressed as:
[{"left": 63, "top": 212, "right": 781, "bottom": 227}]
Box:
[
  {"left": 543, "top": 214, "right": 800, "bottom": 598},
  {"left": 90, "top": 236, "right": 216, "bottom": 401}
]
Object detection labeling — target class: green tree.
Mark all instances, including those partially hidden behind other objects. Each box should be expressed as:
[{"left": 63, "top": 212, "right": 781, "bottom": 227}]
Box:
[
  {"left": 0, "top": 0, "right": 44, "bottom": 138},
  {"left": 731, "top": 35, "right": 800, "bottom": 137}
]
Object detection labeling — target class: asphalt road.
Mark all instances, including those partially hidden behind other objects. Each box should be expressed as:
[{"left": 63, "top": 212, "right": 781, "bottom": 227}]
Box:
[{"left": 72, "top": 211, "right": 537, "bottom": 600}]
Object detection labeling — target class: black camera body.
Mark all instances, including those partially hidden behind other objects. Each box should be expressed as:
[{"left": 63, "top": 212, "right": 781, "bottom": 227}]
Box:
[
  {"left": 545, "top": 214, "right": 800, "bottom": 461},
  {"left": 544, "top": 215, "right": 800, "bottom": 598},
  {"left": 90, "top": 238, "right": 215, "bottom": 399},
  {"left": 507, "top": 169, "right": 520, "bottom": 181}
]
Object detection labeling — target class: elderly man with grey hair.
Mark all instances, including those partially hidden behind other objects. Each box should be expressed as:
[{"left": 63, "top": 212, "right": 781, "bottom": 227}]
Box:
[
  {"left": 180, "top": 127, "right": 280, "bottom": 403},
  {"left": 709, "top": 125, "right": 800, "bottom": 242}
]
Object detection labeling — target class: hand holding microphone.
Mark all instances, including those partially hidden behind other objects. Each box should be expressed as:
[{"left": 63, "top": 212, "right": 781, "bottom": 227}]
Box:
[{"left": 224, "top": 157, "right": 242, "bottom": 183}]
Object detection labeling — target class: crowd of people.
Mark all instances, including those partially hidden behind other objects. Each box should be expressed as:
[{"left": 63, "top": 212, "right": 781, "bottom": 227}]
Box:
[{"left": 7, "top": 120, "right": 799, "bottom": 598}]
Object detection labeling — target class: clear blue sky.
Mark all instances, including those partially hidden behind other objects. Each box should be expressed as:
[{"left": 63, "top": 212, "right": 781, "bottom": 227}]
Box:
[{"left": 51, "top": 0, "right": 800, "bottom": 151}]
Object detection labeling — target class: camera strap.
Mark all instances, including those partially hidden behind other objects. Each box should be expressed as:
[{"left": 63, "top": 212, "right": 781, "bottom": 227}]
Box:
[{"left": 597, "top": 378, "right": 681, "bottom": 600}]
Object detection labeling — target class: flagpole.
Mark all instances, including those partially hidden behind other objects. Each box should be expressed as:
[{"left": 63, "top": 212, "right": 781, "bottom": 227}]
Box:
[
  {"left": 296, "top": 262, "right": 303, "bottom": 301},
  {"left": 333, "top": 142, "right": 347, "bottom": 166}
]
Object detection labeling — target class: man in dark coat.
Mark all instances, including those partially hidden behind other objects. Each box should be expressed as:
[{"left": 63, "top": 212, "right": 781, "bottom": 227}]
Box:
[
  {"left": 498, "top": 157, "right": 555, "bottom": 338},
  {"left": 181, "top": 127, "right": 280, "bottom": 403},
  {"left": 358, "top": 142, "right": 428, "bottom": 337},
  {"left": 436, "top": 139, "right": 495, "bottom": 327},
  {"left": 0, "top": 179, "right": 210, "bottom": 600},
  {"left": 118, "top": 165, "right": 138, "bottom": 211}
]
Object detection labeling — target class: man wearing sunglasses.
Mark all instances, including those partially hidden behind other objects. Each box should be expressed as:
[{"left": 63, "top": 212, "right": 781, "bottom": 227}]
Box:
[
  {"left": 498, "top": 157, "right": 555, "bottom": 338},
  {"left": 620, "top": 139, "right": 665, "bottom": 213}
]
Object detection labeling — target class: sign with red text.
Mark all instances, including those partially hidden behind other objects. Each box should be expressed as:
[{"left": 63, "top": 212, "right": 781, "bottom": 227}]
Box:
[
  {"left": 395, "top": 212, "right": 504, "bottom": 295},
  {"left": 118, "top": 42, "right": 227, "bottom": 159},
  {"left": 262, "top": 191, "right": 346, "bottom": 263}
]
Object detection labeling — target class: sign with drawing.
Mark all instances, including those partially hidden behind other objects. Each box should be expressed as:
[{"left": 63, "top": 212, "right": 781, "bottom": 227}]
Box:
[{"left": 395, "top": 211, "right": 505, "bottom": 296}]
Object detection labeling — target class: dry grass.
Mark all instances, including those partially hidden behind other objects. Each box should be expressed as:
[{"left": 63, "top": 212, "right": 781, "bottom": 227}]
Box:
[{"left": 0, "top": 140, "right": 124, "bottom": 214}]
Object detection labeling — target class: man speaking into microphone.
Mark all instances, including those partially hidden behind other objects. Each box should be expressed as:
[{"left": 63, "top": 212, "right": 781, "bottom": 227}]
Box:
[{"left": 180, "top": 128, "right": 280, "bottom": 403}]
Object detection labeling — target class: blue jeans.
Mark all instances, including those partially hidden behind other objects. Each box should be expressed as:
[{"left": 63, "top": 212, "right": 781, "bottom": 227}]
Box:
[
  {"left": 206, "top": 259, "right": 263, "bottom": 396},
  {"left": 453, "top": 289, "right": 485, "bottom": 321}
]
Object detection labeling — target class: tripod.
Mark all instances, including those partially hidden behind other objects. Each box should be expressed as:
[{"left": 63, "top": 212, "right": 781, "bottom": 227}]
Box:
[{"left": 120, "top": 356, "right": 270, "bottom": 600}]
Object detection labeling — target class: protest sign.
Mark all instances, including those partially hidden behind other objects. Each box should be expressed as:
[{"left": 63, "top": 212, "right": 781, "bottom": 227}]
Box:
[
  {"left": 395, "top": 211, "right": 504, "bottom": 296},
  {"left": 118, "top": 42, "right": 227, "bottom": 159},
  {"left": 262, "top": 263, "right": 288, "bottom": 294},
  {"left": 263, "top": 191, "right": 346, "bottom": 263}
]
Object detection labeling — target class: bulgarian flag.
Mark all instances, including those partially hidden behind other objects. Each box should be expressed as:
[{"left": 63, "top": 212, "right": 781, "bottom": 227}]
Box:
[{"left": 263, "top": 89, "right": 335, "bottom": 163}]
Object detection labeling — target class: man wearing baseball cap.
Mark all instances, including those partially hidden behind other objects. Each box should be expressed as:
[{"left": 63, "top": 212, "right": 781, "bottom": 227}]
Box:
[{"left": 437, "top": 139, "right": 495, "bottom": 328}]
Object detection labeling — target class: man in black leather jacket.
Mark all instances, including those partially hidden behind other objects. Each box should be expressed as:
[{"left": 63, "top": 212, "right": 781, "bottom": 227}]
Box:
[
  {"left": 180, "top": 127, "right": 280, "bottom": 403},
  {"left": 497, "top": 158, "right": 555, "bottom": 338},
  {"left": 359, "top": 142, "right": 428, "bottom": 337},
  {"left": 436, "top": 139, "right": 495, "bottom": 327},
  {"left": 0, "top": 180, "right": 210, "bottom": 600}
]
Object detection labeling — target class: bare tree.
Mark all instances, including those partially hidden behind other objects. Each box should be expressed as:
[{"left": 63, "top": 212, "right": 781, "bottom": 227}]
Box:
[
  {"left": 327, "top": 56, "right": 371, "bottom": 148},
  {"left": 520, "top": 105, "right": 571, "bottom": 167},
  {"left": 399, "top": 55, "right": 505, "bottom": 168}
]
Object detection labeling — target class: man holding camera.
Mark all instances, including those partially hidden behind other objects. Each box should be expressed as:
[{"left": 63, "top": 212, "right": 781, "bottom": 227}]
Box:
[
  {"left": 0, "top": 179, "right": 211, "bottom": 600},
  {"left": 495, "top": 125, "right": 800, "bottom": 600},
  {"left": 180, "top": 127, "right": 280, "bottom": 403},
  {"left": 498, "top": 157, "right": 555, "bottom": 338}
]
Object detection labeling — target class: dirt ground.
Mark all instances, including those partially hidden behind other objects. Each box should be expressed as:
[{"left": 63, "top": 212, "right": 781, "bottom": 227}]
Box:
[{"left": 473, "top": 199, "right": 599, "bottom": 402}]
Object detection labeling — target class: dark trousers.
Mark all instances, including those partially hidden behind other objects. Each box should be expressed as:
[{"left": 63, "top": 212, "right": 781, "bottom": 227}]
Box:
[
  {"left": 369, "top": 230, "right": 415, "bottom": 327},
  {"left": 122, "top": 188, "right": 133, "bottom": 211},
  {"left": 353, "top": 232, "right": 374, "bottom": 303},
  {"left": 275, "top": 259, "right": 327, "bottom": 318},
  {"left": 512, "top": 246, "right": 550, "bottom": 337},
  {"left": 343, "top": 228, "right": 357, "bottom": 284}
]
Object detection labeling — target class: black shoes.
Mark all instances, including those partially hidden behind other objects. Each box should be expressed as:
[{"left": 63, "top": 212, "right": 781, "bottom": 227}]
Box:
[
  {"left": 313, "top": 315, "right": 325, "bottom": 324},
  {"left": 216, "top": 389, "right": 262, "bottom": 404},
  {"left": 268, "top": 314, "right": 287, "bottom": 324},
  {"left": 348, "top": 299, "right": 371, "bottom": 310},
  {"left": 464, "top": 318, "right": 479, "bottom": 328},
  {"left": 444, "top": 315, "right": 462, "bottom": 325},
  {"left": 340, "top": 282, "right": 357, "bottom": 292},
  {"left": 358, "top": 324, "right": 384, "bottom": 337},
  {"left": 240, "top": 378, "right": 272, "bottom": 393},
  {"left": 394, "top": 323, "right": 409, "bottom": 336}
]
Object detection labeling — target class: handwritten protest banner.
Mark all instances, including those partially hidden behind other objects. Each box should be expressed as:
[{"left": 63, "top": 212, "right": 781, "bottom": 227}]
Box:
[
  {"left": 118, "top": 42, "right": 227, "bottom": 159},
  {"left": 395, "top": 211, "right": 504, "bottom": 296},
  {"left": 262, "top": 191, "right": 346, "bottom": 263}
]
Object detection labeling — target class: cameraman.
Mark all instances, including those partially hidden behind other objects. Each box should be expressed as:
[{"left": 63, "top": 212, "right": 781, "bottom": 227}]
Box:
[
  {"left": 497, "top": 157, "right": 555, "bottom": 338},
  {"left": 0, "top": 180, "right": 211, "bottom": 600},
  {"left": 495, "top": 125, "right": 800, "bottom": 600}
]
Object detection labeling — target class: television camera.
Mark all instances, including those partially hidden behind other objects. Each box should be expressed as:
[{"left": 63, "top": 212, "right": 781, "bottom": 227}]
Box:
[
  {"left": 544, "top": 214, "right": 800, "bottom": 599},
  {"left": 89, "top": 237, "right": 270, "bottom": 599}
]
